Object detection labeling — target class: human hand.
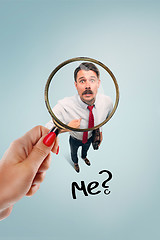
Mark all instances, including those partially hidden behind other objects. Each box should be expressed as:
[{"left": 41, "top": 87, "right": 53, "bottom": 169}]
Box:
[
  {"left": 68, "top": 118, "right": 81, "bottom": 129},
  {"left": 0, "top": 125, "right": 58, "bottom": 221}
]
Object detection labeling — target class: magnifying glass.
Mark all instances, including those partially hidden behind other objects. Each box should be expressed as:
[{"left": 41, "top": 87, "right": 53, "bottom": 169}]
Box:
[{"left": 44, "top": 57, "right": 119, "bottom": 143}]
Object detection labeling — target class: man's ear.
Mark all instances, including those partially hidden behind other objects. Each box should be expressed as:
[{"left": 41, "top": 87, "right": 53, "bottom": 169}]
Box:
[
  {"left": 74, "top": 81, "right": 78, "bottom": 89},
  {"left": 98, "top": 79, "right": 101, "bottom": 88}
]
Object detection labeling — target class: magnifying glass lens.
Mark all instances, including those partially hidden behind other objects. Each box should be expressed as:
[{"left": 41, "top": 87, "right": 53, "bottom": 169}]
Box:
[{"left": 45, "top": 57, "right": 119, "bottom": 133}]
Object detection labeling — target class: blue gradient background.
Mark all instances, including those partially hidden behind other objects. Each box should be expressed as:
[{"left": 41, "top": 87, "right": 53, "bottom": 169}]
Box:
[{"left": 0, "top": 0, "right": 160, "bottom": 239}]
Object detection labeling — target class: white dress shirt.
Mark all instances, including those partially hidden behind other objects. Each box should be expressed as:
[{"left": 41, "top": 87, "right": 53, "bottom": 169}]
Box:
[{"left": 45, "top": 93, "right": 113, "bottom": 141}]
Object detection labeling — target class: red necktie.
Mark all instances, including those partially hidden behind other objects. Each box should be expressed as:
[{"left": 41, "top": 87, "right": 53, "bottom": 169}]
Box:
[{"left": 82, "top": 105, "right": 94, "bottom": 144}]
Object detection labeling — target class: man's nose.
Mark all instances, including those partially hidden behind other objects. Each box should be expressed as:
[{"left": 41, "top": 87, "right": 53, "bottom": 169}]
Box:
[{"left": 85, "top": 80, "right": 91, "bottom": 88}]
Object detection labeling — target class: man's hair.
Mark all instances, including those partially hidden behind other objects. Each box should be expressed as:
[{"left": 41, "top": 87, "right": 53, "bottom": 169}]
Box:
[{"left": 74, "top": 62, "right": 100, "bottom": 82}]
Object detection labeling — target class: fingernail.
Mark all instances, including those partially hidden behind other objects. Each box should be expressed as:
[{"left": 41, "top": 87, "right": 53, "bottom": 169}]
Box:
[
  {"left": 43, "top": 132, "right": 56, "bottom": 147},
  {"left": 56, "top": 146, "right": 59, "bottom": 155}
]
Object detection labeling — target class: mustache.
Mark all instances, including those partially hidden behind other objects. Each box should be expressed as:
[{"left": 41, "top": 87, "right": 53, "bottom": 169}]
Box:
[{"left": 82, "top": 89, "right": 93, "bottom": 95}]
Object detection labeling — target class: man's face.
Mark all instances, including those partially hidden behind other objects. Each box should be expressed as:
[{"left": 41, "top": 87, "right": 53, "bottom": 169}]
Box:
[{"left": 74, "top": 70, "right": 100, "bottom": 105}]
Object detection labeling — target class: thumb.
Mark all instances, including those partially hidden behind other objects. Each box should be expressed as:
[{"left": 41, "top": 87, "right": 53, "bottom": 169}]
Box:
[{"left": 25, "top": 132, "right": 56, "bottom": 172}]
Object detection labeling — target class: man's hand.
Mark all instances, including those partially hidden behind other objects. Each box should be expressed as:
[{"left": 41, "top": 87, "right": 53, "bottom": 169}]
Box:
[
  {"left": 59, "top": 118, "right": 82, "bottom": 133},
  {"left": 68, "top": 118, "right": 81, "bottom": 129}
]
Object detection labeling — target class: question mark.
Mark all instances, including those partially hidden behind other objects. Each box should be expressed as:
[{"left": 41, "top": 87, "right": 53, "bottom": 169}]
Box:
[{"left": 99, "top": 170, "right": 112, "bottom": 195}]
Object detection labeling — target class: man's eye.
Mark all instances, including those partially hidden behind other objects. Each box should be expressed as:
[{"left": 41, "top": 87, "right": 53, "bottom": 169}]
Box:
[
  {"left": 90, "top": 79, "right": 95, "bottom": 82},
  {"left": 80, "top": 80, "right": 85, "bottom": 83}
]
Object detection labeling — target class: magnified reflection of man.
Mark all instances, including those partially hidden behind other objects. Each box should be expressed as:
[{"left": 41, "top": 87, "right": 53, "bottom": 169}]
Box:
[{"left": 46, "top": 62, "right": 113, "bottom": 173}]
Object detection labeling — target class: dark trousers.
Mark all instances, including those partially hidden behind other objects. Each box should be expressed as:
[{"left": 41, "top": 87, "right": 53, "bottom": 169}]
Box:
[{"left": 69, "top": 136, "right": 92, "bottom": 164}]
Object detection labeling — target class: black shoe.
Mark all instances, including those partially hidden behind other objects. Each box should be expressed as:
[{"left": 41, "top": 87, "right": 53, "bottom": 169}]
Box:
[
  {"left": 82, "top": 158, "right": 91, "bottom": 166},
  {"left": 74, "top": 163, "right": 80, "bottom": 173}
]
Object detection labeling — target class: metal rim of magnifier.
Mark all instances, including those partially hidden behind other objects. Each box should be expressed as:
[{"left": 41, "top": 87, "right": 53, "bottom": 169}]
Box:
[{"left": 45, "top": 57, "right": 119, "bottom": 132}]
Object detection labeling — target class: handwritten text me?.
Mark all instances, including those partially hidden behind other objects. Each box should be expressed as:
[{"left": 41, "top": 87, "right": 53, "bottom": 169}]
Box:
[{"left": 71, "top": 170, "right": 112, "bottom": 199}]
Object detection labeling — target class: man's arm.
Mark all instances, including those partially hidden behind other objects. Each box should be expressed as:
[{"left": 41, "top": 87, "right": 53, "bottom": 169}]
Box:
[
  {"left": 46, "top": 118, "right": 82, "bottom": 134},
  {"left": 45, "top": 99, "right": 81, "bottom": 132}
]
